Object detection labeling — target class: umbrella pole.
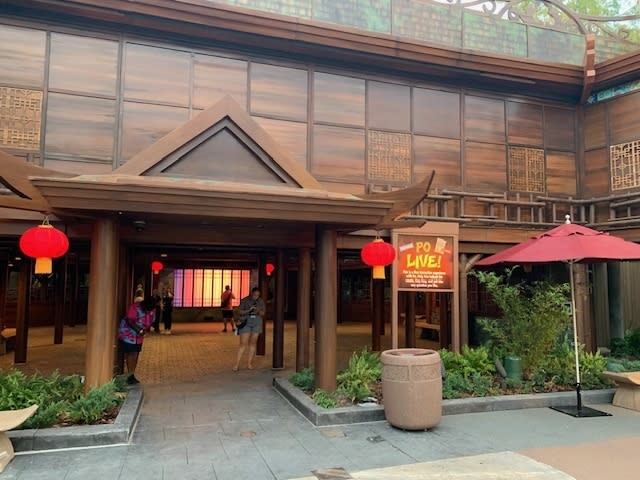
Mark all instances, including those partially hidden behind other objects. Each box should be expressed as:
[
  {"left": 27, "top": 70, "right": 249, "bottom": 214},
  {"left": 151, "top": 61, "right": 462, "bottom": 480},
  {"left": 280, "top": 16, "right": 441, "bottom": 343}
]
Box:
[
  {"left": 550, "top": 262, "right": 609, "bottom": 417},
  {"left": 569, "top": 262, "right": 582, "bottom": 410}
]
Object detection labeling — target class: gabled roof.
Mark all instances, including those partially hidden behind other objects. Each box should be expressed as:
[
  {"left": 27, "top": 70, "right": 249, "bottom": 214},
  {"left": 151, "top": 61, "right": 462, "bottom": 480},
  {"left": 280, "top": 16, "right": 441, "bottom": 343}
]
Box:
[
  {"left": 0, "top": 151, "right": 72, "bottom": 212},
  {"left": 114, "top": 96, "right": 322, "bottom": 190}
]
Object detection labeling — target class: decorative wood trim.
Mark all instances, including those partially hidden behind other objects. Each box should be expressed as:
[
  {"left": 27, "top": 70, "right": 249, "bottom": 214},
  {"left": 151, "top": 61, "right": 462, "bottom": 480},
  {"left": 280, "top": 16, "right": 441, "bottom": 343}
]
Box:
[
  {"left": 581, "top": 34, "right": 596, "bottom": 104},
  {"left": 113, "top": 95, "right": 322, "bottom": 190},
  {"left": 6, "top": 0, "right": 584, "bottom": 100},
  {"left": 0, "top": 150, "right": 71, "bottom": 212}
]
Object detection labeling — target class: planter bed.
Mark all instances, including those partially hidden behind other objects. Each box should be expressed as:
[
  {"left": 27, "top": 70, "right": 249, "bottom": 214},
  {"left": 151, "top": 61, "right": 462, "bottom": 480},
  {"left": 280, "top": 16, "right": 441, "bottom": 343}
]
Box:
[
  {"left": 7, "top": 386, "right": 143, "bottom": 452},
  {"left": 273, "top": 377, "right": 615, "bottom": 426}
]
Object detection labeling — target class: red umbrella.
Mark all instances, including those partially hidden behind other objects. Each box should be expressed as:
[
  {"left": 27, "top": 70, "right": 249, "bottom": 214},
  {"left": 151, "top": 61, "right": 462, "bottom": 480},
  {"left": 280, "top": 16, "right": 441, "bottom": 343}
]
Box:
[{"left": 475, "top": 216, "right": 640, "bottom": 417}]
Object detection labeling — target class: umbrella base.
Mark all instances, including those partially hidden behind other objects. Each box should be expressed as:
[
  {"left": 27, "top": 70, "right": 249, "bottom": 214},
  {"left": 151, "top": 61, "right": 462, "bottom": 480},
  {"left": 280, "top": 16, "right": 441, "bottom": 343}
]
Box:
[{"left": 549, "top": 405, "right": 611, "bottom": 418}]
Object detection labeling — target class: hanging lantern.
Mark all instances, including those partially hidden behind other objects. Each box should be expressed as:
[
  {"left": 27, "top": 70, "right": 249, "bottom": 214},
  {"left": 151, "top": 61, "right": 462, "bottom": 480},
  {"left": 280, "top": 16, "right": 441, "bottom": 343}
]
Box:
[
  {"left": 151, "top": 261, "right": 164, "bottom": 274},
  {"left": 361, "top": 238, "right": 395, "bottom": 280},
  {"left": 19, "top": 218, "right": 69, "bottom": 274},
  {"left": 265, "top": 263, "right": 275, "bottom": 276}
]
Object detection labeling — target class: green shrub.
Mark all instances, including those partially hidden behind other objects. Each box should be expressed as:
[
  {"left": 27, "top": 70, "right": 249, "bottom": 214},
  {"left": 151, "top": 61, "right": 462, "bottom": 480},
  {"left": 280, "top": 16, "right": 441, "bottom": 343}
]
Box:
[
  {"left": 470, "top": 269, "right": 571, "bottom": 377},
  {"left": 579, "top": 352, "right": 612, "bottom": 389},
  {"left": 610, "top": 328, "right": 640, "bottom": 358},
  {"left": 0, "top": 370, "right": 125, "bottom": 429},
  {"left": 67, "top": 380, "right": 124, "bottom": 424},
  {"left": 440, "top": 346, "right": 497, "bottom": 398},
  {"left": 312, "top": 389, "right": 337, "bottom": 409},
  {"left": 606, "top": 357, "right": 640, "bottom": 372},
  {"left": 289, "top": 368, "right": 314, "bottom": 391},
  {"left": 336, "top": 348, "right": 381, "bottom": 403}
]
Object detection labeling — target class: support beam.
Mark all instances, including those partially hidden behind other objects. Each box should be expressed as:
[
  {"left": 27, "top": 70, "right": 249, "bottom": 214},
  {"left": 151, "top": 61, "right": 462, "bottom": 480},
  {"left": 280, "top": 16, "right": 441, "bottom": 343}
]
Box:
[
  {"left": 296, "top": 248, "right": 311, "bottom": 371},
  {"left": 314, "top": 226, "right": 337, "bottom": 392},
  {"left": 53, "top": 257, "right": 67, "bottom": 345},
  {"left": 371, "top": 279, "right": 384, "bottom": 351},
  {"left": 405, "top": 292, "right": 416, "bottom": 348},
  {"left": 85, "top": 218, "right": 119, "bottom": 389},
  {"left": 14, "top": 260, "right": 30, "bottom": 364},
  {"left": 459, "top": 253, "right": 483, "bottom": 347},
  {"left": 273, "top": 249, "right": 285, "bottom": 369},
  {"left": 257, "top": 256, "right": 267, "bottom": 356}
]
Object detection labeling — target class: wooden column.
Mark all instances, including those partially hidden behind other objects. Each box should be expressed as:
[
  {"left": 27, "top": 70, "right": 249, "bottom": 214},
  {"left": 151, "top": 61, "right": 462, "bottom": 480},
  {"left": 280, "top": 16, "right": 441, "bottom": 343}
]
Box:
[
  {"left": 460, "top": 253, "right": 482, "bottom": 348},
  {"left": 53, "top": 257, "right": 67, "bottom": 345},
  {"left": 296, "top": 247, "right": 311, "bottom": 371},
  {"left": 314, "top": 227, "right": 337, "bottom": 392},
  {"left": 14, "top": 260, "right": 30, "bottom": 364},
  {"left": 273, "top": 249, "right": 285, "bottom": 369},
  {"left": 257, "top": 256, "right": 267, "bottom": 356},
  {"left": 0, "top": 259, "right": 8, "bottom": 332},
  {"left": 85, "top": 218, "right": 119, "bottom": 389},
  {"left": 574, "top": 263, "right": 594, "bottom": 352},
  {"left": 371, "top": 279, "right": 384, "bottom": 351},
  {"left": 405, "top": 292, "right": 416, "bottom": 348}
]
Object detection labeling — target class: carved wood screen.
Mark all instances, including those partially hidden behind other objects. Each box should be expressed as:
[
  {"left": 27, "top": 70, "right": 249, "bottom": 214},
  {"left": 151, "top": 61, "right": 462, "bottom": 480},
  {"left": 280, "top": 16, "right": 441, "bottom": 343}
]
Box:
[
  {"left": 0, "top": 87, "right": 42, "bottom": 151},
  {"left": 611, "top": 140, "right": 640, "bottom": 191},
  {"left": 367, "top": 130, "right": 411, "bottom": 184},
  {"left": 508, "top": 146, "right": 545, "bottom": 193}
]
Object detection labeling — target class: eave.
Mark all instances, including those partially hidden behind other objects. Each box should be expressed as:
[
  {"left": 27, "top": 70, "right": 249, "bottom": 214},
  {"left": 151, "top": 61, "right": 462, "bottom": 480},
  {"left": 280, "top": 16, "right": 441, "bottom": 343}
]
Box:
[
  {"left": 3, "top": 0, "right": 585, "bottom": 102},
  {"left": 29, "top": 175, "right": 397, "bottom": 227},
  {"left": 593, "top": 49, "right": 640, "bottom": 91}
]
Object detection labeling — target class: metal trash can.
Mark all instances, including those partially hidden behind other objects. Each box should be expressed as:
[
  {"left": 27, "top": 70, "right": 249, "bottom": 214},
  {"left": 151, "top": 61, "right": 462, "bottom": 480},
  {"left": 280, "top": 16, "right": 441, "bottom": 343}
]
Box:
[{"left": 380, "top": 348, "right": 442, "bottom": 430}]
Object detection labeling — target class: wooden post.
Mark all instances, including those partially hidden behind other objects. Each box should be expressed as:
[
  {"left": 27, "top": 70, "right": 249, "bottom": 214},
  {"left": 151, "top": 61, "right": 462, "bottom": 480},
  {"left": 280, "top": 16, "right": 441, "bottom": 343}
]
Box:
[
  {"left": 314, "top": 226, "right": 337, "bottom": 392},
  {"left": 459, "top": 253, "right": 469, "bottom": 347},
  {"left": 14, "top": 260, "right": 30, "bottom": 364},
  {"left": 257, "top": 256, "right": 267, "bottom": 356},
  {"left": 85, "top": 218, "right": 119, "bottom": 389},
  {"left": 405, "top": 292, "right": 416, "bottom": 348},
  {"left": 273, "top": 248, "right": 285, "bottom": 369},
  {"left": 0, "top": 259, "right": 8, "bottom": 332},
  {"left": 371, "top": 278, "right": 384, "bottom": 351},
  {"left": 574, "top": 263, "right": 594, "bottom": 352},
  {"left": 296, "top": 247, "right": 311, "bottom": 371},
  {"left": 53, "top": 257, "right": 67, "bottom": 345}
]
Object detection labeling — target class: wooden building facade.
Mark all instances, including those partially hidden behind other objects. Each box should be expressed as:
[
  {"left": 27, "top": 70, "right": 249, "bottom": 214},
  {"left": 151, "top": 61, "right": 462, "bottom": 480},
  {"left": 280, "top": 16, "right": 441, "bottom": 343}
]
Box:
[{"left": 3, "top": 0, "right": 640, "bottom": 389}]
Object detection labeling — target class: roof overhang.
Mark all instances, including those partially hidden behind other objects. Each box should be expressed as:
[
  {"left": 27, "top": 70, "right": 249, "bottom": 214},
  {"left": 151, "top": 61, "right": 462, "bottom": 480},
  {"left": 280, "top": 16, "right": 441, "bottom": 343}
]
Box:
[
  {"left": 29, "top": 174, "right": 402, "bottom": 229},
  {"left": 4, "top": 0, "right": 585, "bottom": 102}
]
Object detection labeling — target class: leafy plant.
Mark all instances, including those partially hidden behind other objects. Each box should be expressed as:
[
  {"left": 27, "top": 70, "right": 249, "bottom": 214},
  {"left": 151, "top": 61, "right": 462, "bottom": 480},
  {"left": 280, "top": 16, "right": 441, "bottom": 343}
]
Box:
[
  {"left": 470, "top": 269, "right": 571, "bottom": 377},
  {"left": 67, "top": 380, "right": 123, "bottom": 424},
  {"left": 606, "top": 357, "right": 640, "bottom": 372},
  {"left": 312, "top": 389, "right": 337, "bottom": 409},
  {"left": 440, "top": 346, "right": 497, "bottom": 398},
  {"left": 336, "top": 348, "right": 381, "bottom": 403},
  {"left": 610, "top": 328, "right": 640, "bottom": 358},
  {"left": 579, "top": 351, "right": 612, "bottom": 389},
  {"left": 0, "top": 370, "right": 125, "bottom": 429},
  {"left": 289, "top": 368, "right": 314, "bottom": 392}
]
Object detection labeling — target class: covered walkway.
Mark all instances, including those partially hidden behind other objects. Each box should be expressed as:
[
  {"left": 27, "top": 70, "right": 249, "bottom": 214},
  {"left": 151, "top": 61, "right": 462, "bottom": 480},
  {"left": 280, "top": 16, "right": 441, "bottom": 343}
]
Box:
[{"left": 0, "top": 322, "right": 439, "bottom": 384}]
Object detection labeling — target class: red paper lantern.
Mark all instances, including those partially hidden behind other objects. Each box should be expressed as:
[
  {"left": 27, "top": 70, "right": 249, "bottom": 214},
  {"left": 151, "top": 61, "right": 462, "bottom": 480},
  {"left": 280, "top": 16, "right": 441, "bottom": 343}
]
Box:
[
  {"left": 361, "top": 238, "right": 395, "bottom": 279},
  {"left": 151, "top": 261, "right": 164, "bottom": 274},
  {"left": 19, "top": 221, "right": 69, "bottom": 274},
  {"left": 265, "top": 263, "right": 275, "bottom": 276}
]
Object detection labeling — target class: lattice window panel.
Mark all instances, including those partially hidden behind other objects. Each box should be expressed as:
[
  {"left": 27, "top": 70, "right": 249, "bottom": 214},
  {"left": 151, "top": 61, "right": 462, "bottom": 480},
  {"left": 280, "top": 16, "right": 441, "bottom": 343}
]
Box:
[
  {"left": 367, "top": 130, "right": 411, "bottom": 183},
  {"left": 0, "top": 87, "right": 42, "bottom": 151},
  {"left": 508, "top": 146, "right": 545, "bottom": 193},
  {"left": 611, "top": 140, "right": 640, "bottom": 191}
]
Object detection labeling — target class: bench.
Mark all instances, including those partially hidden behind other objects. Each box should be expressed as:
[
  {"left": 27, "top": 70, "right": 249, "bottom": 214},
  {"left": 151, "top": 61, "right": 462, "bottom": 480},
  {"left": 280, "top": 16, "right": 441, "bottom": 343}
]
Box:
[
  {"left": 602, "top": 371, "right": 640, "bottom": 411},
  {"left": 0, "top": 404, "right": 38, "bottom": 473},
  {"left": 0, "top": 329, "right": 16, "bottom": 356}
]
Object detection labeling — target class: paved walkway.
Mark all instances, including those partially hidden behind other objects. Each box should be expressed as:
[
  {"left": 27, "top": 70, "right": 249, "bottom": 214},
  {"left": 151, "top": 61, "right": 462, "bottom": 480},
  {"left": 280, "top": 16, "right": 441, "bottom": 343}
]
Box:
[{"left": 1, "top": 323, "right": 639, "bottom": 479}]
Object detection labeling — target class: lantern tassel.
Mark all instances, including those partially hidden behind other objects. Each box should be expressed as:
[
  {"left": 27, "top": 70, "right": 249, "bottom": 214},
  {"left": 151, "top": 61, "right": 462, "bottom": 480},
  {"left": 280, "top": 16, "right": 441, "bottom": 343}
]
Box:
[
  {"left": 35, "top": 257, "right": 52, "bottom": 275},
  {"left": 372, "top": 265, "right": 385, "bottom": 280}
]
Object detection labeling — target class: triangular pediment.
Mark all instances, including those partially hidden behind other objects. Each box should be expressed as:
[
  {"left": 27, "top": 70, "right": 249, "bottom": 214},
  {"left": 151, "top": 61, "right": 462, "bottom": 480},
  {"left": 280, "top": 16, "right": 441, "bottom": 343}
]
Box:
[{"left": 114, "top": 96, "right": 321, "bottom": 189}]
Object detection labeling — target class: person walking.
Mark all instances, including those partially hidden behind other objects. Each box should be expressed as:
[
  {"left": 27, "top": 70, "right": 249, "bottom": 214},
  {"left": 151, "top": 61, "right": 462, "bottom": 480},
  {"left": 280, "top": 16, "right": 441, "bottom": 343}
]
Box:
[
  {"left": 161, "top": 287, "right": 174, "bottom": 334},
  {"left": 117, "top": 296, "right": 155, "bottom": 385},
  {"left": 221, "top": 285, "right": 235, "bottom": 332},
  {"left": 233, "top": 287, "right": 265, "bottom": 371}
]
